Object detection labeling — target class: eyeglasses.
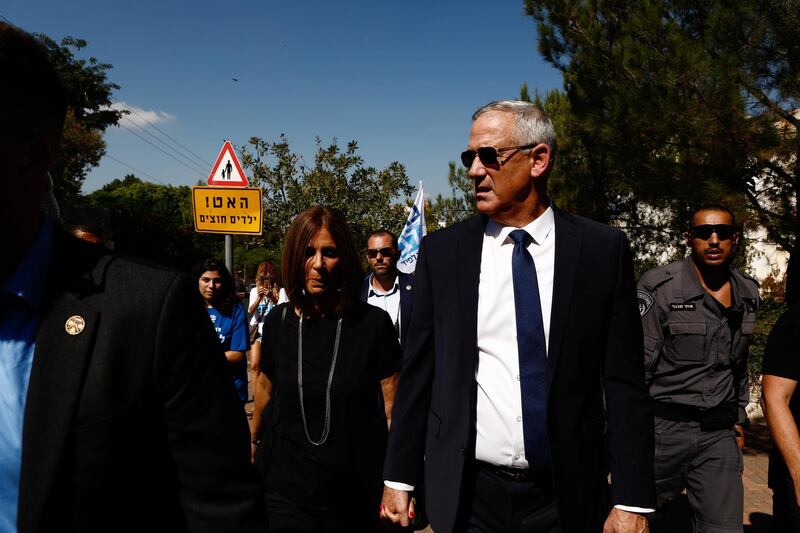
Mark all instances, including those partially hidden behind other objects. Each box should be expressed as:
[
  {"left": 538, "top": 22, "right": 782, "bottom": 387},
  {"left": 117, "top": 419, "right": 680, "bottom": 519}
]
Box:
[
  {"left": 366, "top": 247, "right": 395, "bottom": 259},
  {"left": 689, "top": 224, "right": 736, "bottom": 240},
  {"left": 460, "top": 143, "right": 538, "bottom": 168}
]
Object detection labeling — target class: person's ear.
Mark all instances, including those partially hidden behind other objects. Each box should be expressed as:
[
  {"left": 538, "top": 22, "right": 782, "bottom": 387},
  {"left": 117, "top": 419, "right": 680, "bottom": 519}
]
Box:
[{"left": 528, "top": 143, "right": 551, "bottom": 179}]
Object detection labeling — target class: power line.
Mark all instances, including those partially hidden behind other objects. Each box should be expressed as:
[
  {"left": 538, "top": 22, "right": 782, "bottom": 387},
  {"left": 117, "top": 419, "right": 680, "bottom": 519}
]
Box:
[
  {"left": 111, "top": 97, "right": 211, "bottom": 168},
  {"left": 116, "top": 120, "right": 208, "bottom": 177},
  {"left": 104, "top": 155, "right": 170, "bottom": 185},
  {"left": 118, "top": 114, "right": 208, "bottom": 175}
]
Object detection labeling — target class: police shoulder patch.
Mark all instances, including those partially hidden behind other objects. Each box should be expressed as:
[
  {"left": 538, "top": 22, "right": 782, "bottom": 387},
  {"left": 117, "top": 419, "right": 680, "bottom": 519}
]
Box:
[{"left": 637, "top": 290, "right": 655, "bottom": 317}]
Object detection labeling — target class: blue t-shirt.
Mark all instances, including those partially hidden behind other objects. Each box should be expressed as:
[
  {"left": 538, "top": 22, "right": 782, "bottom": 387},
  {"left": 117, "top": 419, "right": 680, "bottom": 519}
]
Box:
[{"left": 207, "top": 302, "right": 249, "bottom": 402}]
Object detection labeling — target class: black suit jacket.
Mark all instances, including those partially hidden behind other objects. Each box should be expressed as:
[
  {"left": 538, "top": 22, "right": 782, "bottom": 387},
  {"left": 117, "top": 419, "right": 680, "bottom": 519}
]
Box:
[
  {"left": 17, "top": 231, "right": 264, "bottom": 532},
  {"left": 383, "top": 209, "right": 655, "bottom": 533},
  {"left": 361, "top": 271, "right": 414, "bottom": 349}
]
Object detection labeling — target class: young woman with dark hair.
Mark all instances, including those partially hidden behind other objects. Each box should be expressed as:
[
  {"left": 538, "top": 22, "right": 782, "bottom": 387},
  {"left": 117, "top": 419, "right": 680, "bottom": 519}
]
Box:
[{"left": 194, "top": 258, "right": 249, "bottom": 403}]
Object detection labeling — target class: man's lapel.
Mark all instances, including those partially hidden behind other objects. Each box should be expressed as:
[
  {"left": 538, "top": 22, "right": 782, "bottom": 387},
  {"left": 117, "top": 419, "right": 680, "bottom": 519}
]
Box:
[
  {"left": 548, "top": 207, "right": 582, "bottom": 385},
  {"left": 457, "top": 215, "right": 485, "bottom": 385},
  {"left": 398, "top": 273, "right": 412, "bottom": 337},
  {"left": 17, "top": 235, "right": 106, "bottom": 532}
]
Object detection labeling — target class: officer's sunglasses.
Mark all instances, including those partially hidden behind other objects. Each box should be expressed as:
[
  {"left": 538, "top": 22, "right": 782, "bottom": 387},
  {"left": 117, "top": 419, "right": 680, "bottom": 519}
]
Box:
[
  {"left": 689, "top": 224, "right": 736, "bottom": 240},
  {"left": 366, "top": 247, "right": 395, "bottom": 259},
  {"left": 460, "top": 143, "right": 538, "bottom": 168}
]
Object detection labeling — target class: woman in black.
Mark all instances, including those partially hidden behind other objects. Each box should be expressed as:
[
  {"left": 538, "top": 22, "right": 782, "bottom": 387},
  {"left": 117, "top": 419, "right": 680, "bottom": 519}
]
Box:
[{"left": 250, "top": 206, "right": 401, "bottom": 532}]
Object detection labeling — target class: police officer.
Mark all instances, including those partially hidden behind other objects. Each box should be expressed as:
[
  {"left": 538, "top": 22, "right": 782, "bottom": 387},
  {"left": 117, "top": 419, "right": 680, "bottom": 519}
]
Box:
[{"left": 637, "top": 204, "right": 759, "bottom": 532}]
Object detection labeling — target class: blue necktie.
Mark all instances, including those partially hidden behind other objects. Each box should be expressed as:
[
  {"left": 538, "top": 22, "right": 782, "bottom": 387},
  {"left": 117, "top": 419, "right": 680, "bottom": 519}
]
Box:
[{"left": 509, "top": 229, "right": 550, "bottom": 466}]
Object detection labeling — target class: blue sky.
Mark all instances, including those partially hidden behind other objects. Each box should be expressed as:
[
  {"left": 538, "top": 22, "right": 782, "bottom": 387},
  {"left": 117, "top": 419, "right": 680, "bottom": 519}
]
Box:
[{"left": 4, "top": 1, "right": 563, "bottom": 199}]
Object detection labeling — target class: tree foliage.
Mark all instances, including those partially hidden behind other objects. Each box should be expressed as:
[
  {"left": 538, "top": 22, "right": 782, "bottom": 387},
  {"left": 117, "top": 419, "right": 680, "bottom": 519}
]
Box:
[
  {"left": 82, "top": 175, "right": 219, "bottom": 270},
  {"left": 240, "top": 135, "right": 414, "bottom": 255},
  {"left": 37, "top": 34, "right": 123, "bottom": 205},
  {"left": 525, "top": 0, "right": 800, "bottom": 266},
  {"left": 426, "top": 162, "right": 475, "bottom": 230}
]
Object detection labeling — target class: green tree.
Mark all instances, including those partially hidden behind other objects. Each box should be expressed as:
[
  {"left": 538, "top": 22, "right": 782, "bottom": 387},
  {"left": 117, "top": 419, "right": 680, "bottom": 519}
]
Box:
[
  {"left": 525, "top": 0, "right": 800, "bottom": 268},
  {"left": 37, "top": 34, "right": 123, "bottom": 206},
  {"left": 84, "top": 175, "right": 219, "bottom": 270},
  {"left": 240, "top": 135, "right": 414, "bottom": 255},
  {"left": 426, "top": 162, "right": 475, "bottom": 230}
]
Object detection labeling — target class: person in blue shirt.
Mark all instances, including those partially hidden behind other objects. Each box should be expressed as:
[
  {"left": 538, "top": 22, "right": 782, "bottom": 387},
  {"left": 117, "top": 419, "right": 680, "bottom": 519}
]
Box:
[{"left": 195, "top": 258, "right": 250, "bottom": 402}]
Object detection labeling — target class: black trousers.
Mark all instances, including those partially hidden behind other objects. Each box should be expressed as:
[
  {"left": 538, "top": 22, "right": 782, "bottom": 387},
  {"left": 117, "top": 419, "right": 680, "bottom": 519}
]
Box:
[
  {"left": 772, "top": 466, "right": 800, "bottom": 532},
  {"left": 456, "top": 462, "right": 560, "bottom": 533},
  {"left": 264, "top": 489, "right": 381, "bottom": 533}
]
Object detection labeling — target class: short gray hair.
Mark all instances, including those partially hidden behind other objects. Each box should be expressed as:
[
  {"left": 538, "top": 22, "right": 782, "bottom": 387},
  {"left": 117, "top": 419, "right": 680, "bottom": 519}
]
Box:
[{"left": 472, "top": 100, "right": 557, "bottom": 164}]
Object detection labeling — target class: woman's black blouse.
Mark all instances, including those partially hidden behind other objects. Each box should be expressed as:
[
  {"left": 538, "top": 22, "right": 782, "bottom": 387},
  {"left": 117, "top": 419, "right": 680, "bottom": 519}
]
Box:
[{"left": 257, "top": 301, "right": 401, "bottom": 509}]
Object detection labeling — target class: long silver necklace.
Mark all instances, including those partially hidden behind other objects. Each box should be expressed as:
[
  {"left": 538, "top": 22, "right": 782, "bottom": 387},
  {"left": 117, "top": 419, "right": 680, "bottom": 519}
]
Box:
[{"left": 297, "top": 313, "right": 342, "bottom": 446}]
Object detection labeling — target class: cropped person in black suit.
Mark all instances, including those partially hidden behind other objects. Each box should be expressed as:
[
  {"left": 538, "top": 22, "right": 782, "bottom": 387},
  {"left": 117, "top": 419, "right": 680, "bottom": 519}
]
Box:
[
  {"left": 0, "top": 22, "right": 263, "bottom": 532},
  {"left": 380, "top": 100, "right": 655, "bottom": 533}
]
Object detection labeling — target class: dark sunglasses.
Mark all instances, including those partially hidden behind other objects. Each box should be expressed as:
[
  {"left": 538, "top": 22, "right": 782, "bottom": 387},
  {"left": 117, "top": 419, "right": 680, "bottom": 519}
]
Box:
[
  {"left": 460, "top": 143, "right": 538, "bottom": 168},
  {"left": 366, "top": 247, "right": 395, "bottom": 259},
  {"left": 689, "top": 224, "right": 736, "bottom": 240}
]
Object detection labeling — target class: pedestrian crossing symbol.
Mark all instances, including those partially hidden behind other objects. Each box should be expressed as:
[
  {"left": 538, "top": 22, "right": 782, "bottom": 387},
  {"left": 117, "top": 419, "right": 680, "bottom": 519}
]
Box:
[{"left": 207, "top": 140, "right": 248, "bottom": 187}]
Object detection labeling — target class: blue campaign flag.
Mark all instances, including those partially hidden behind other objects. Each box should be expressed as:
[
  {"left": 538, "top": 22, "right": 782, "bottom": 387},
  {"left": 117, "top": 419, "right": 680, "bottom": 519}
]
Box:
[{"left": 398, "top": 182, "right": 426, "bottom": 274}]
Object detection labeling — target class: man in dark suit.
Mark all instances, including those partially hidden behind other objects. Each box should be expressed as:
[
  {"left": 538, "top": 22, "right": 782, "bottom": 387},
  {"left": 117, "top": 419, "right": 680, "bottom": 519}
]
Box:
[
  {"left": 361, "top": 229, "right": 414, "bottom": 349},
  {"left": 380, "top": 101, "right": 655, "bottom": 532},
  {"left": 0, "top": 23, "right": 263, "bottom": 532}
]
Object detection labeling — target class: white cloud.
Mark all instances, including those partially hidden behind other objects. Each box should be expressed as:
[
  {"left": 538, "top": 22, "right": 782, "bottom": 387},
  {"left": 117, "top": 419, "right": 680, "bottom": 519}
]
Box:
[{"left": 110, "top": 101, "right": 176, "bottom": 128}]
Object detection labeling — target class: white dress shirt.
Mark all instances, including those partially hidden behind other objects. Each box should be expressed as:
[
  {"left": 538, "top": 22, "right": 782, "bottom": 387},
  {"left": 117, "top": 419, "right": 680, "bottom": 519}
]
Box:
[
  {"left": 366, "top": 274, "right": 401, "bottom": 343},
  {"left": 475, "top": 208, "right": 555, "bottom": 468}
]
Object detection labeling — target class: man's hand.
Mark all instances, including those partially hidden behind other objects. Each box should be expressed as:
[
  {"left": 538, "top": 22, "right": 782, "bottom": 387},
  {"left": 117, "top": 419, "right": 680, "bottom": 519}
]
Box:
[
  {"left": 603, "top": 508, "right": 649, "bottom": 533},
  {"left": 734, "top": 424, "right": 746, "bottom": 450},
  {"left": 380, "top": 487, "right": 416, "bottom": 527}
]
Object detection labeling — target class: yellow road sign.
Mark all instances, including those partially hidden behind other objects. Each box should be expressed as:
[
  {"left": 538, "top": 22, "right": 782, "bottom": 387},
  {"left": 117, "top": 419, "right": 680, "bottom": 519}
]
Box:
[{"left": 192, "top": 186, "right": 262, "bottom": 235}]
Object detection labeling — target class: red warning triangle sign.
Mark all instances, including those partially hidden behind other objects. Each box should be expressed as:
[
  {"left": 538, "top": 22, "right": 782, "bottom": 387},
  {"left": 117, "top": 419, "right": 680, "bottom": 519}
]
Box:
[{"left": 207, "top": 141, "right": 249, "bottom": 187}]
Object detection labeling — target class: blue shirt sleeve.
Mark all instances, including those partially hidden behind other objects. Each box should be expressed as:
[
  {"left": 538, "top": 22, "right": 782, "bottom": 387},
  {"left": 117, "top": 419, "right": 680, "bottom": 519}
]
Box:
[{"left": 229, "top": 303, "right": 249, "bottom": 352}]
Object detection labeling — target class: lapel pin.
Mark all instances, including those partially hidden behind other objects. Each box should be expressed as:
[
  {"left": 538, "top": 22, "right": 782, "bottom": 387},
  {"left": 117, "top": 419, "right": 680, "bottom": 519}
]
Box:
[
  {"left": 65, "top": 315, "right": 86, "bottom": 335},
  {"left": 406, "top": 285, "right": 412, "bottom": 291}
]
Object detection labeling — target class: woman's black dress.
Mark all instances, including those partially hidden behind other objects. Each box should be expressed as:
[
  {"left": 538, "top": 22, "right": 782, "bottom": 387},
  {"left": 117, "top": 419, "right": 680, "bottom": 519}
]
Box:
[{"left": 256, "top": 301, "right": 401, "bottom": 532}]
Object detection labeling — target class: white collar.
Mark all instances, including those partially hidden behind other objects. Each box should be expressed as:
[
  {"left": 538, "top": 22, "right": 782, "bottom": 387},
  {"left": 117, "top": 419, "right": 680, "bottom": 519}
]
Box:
[{"left": 485, "top": 205, "right": 555, "bottom": 246}]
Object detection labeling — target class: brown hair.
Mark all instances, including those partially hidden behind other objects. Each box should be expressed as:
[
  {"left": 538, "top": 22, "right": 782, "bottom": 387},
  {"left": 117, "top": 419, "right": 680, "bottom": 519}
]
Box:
[
  {"left": 281, "top": 206, "right": 362, "bottom": 314},
  {"left": 255, "top": 261, "right": 281, "bottom": 304}
]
